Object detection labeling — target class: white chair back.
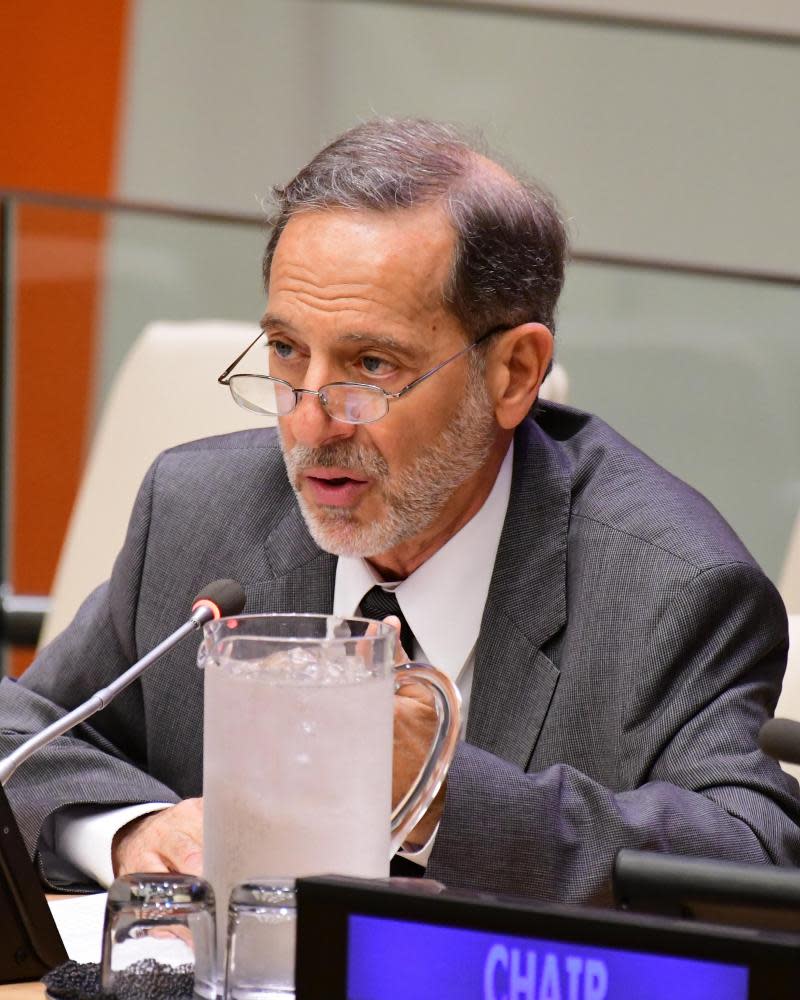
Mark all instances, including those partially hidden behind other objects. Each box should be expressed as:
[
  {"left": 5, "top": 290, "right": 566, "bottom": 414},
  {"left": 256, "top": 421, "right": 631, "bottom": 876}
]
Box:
[
  {"left": 780, "top": 513, "right": 800, "bottom": 615},
  {"left": 39, "top": 320, "right": 269, "bottom": 647}
]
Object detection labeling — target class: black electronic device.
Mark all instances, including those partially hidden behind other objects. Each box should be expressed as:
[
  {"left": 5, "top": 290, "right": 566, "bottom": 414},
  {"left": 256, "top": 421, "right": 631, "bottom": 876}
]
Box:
[
  {"left": 295, "top": 875, "right": 800, "bottom": 999},
  {"left": 0, "top": 782, "right": 67, "bottom": 982},
  {"left": 614, "top": 848, "right": 800, "bottom": 933}
]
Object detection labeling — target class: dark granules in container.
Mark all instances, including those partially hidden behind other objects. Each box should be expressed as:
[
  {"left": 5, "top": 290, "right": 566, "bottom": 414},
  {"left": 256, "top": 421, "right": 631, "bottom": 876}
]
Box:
[{"left": 43, "top": 958, "right": 196, "bottom": 1000}]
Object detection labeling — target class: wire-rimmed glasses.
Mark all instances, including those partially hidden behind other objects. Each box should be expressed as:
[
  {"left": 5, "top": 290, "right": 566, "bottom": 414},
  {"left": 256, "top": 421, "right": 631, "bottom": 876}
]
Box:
[{"left": 217, "top": 326, "right": 503, "bottom": 425}]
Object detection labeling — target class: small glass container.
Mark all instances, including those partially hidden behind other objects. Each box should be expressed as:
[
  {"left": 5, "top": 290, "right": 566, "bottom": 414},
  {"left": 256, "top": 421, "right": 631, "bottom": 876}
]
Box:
[
  {"left": 225, "top": 879, "right": 296, "bottom": 999},
  {"left": 101, "top": 873, "right": 217, "bottom": 999}
]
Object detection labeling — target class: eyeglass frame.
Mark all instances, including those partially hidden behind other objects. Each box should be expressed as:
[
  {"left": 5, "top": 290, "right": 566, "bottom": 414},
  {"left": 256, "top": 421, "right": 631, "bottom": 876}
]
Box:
[{"left": 216, "top": 323, "right": 506, "bottom": 425}]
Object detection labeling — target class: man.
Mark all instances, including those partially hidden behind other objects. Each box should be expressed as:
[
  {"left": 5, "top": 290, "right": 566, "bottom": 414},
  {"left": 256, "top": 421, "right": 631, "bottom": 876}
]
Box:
[{"left": 1, "top": 119, "right": 798, "bottom": 903}]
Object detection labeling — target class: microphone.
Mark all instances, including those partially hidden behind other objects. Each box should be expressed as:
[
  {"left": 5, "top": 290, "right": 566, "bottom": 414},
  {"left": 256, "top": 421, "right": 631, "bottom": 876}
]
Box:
[
  {"left": 0, "top": 578, "right": 246, "bottom": 786},
  {"left": 190, "top": 578, "right": 247, "bottom": 622},
  {"left": 759, "top": 717, "right": 800, "bottom": 767}
]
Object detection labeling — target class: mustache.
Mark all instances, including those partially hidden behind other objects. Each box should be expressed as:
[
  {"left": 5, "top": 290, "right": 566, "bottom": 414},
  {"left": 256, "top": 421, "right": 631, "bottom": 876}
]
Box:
[{"left": 283, "top": 441, "right": 390, "bottom": 479}]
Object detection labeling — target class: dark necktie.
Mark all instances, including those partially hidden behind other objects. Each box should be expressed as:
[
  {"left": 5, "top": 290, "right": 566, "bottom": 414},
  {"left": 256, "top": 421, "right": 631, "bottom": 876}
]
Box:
[{"left": 359, "top": 586, "right": 415, "bottom": 658}]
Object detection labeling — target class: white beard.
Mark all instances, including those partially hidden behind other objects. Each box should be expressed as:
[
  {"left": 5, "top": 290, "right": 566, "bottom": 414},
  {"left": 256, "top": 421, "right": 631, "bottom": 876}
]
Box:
[{"left": 280, "top": 367, "right": 497, "bottom": 558}]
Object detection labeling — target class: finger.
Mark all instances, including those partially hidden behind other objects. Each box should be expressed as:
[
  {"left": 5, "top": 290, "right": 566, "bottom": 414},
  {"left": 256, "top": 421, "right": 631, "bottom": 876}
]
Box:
[
  {"left": 180, "top": 797, "right": 204, "bottom": 824},
  {"left": 118, "top": 837, "right": 202, "bottom": 877},
  {"left": 181, "top": 848, "right": 204, "bottom": 876},
  {"left": 395, "top": 681, "right": 433, "bottom": 703},
  {"left": 383, "top": 615, "right": 410, "bottom": 663},
  {"left": 358, "top": 615, "right": 409, "bottom": 664},
  {"left": 355, "top": 618, "right": 382, "bottom": 663},
  {"left": 159, "top": 825, "right": 203, "bottom": 875},
  {"left": 117, "top": 847, "right": 171, "bottom": 876},
  {"left": 168, "top": 844, "right": 203, "bottom": 875}
]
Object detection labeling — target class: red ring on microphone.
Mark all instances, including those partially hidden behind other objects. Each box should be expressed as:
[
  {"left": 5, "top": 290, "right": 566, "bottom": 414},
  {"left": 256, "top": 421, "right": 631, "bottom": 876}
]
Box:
[{"left": 192, "top": 598, "right": 223, "bottom": 620}]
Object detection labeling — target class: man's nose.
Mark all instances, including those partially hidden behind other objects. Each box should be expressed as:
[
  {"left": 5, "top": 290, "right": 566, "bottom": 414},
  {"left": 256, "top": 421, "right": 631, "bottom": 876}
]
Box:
[{"left": 287, "top": 385, "right": 357, "bottom": 449}]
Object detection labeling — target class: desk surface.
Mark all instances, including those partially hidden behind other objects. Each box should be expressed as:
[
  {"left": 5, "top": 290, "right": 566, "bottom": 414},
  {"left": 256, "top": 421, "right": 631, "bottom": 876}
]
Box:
[{"left": 0, "top": 984, "right": 44, "bottom": 999}]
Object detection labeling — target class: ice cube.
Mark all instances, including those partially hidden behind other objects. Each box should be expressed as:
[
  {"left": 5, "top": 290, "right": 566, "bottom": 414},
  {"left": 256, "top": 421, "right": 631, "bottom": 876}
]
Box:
[{"left": 216, "top": 643, "right": 374, "bottom": 685}]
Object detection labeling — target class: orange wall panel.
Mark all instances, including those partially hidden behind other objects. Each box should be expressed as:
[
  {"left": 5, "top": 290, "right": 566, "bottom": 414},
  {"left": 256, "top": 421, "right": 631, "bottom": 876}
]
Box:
[
  {"left": 11, "top": 205, "right": 104, "bottom": 591},
  {"left": 0, "top": 2, "right": 130, "bottom": 195},
  {"left": 0, "top": 1, "right": 131, "bottom": 672}
]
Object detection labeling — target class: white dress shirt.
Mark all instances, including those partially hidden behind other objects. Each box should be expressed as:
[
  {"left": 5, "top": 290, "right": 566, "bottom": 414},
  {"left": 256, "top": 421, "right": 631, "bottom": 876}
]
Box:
[
  {"left": 334, "top": 443, "right": 514, "bottom": 865},
  {"left": 54, "top": 443, "right": 513, "bottom": 885}
]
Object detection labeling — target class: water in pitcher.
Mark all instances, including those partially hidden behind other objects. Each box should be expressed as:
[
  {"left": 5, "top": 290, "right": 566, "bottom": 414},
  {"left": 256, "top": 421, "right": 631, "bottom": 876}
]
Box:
[{"left": 203, "top": 641, "right": 394, "bottom": 985}]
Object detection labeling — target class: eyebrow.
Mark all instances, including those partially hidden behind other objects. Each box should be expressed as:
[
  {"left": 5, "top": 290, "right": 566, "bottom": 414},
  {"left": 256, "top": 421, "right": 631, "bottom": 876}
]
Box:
[
  {"left": 260, "top": 314, "right": 296, "bottom": 334},
  {"left": 337, "top": 332, "right": 415, "bottom": 357},
  {"left": 259, "top": 315, "right": 418, "bottom": 360}
]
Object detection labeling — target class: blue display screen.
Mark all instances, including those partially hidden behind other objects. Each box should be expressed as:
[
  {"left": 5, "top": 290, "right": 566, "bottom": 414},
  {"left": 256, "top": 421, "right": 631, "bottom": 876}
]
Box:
[{"left": 346, "top": 914, "right": 749, "bottom": 999}]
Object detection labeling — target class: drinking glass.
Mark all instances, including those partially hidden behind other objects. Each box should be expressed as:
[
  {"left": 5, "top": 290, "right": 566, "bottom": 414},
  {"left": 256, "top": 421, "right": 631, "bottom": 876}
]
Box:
[
  {"left": 225, "top": 879, "right": 296, "bottom": 1000},
  {"left": 100, "top": 873, "right": 216, "bottom": 999}
]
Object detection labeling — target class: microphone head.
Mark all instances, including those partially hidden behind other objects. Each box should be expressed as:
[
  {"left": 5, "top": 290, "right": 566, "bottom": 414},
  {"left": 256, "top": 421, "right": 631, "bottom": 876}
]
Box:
[
  {"left": 191, "top": 579, "right": 246, "bottom": 621},
  {"left": 759, "top": 717, "right": 800, "bottom": 766}
]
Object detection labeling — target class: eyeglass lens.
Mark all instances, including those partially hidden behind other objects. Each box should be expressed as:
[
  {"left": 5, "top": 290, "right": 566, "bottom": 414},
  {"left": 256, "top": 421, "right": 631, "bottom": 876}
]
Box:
[
  {"left": 228, "top": 375, "right": 390, "bottom": 424},
  {"left": 229, "top": 375, "right": 293, "bottom": 416}
]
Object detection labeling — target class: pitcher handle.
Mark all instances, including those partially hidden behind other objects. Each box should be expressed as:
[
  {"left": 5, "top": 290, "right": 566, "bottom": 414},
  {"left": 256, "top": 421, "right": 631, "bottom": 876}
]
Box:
[{"left": 389, "top": 662, "right": 462, "bottom": 857}]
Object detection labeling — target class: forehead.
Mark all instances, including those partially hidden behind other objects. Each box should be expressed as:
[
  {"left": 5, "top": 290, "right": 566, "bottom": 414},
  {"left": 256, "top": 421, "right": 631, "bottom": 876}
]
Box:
[{"left": 266, "top": 205, "right": 457, "bottom": 331}]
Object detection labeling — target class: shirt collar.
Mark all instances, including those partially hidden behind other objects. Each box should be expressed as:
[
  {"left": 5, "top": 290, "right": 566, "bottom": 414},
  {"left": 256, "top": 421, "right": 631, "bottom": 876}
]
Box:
[{"left": 334, "top": 442, "right": 514, "bottom": 680}]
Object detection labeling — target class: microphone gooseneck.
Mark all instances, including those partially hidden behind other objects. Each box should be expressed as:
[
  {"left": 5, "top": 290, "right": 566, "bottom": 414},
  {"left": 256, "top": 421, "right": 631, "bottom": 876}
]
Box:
[{"left": 0, "top": 579, "right": 246, "bottom": 786}]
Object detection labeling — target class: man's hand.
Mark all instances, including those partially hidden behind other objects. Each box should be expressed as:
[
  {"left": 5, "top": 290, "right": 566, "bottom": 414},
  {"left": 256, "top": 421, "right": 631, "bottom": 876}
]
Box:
[
  {"left": 112, "top": 797, "right": 204, "bottom": 877},
  {"left": 394, "top": 683, "right": 444, "bottom": 844},
  {"left": 386, "top": 615, "right": 445, "bottom": 846}
]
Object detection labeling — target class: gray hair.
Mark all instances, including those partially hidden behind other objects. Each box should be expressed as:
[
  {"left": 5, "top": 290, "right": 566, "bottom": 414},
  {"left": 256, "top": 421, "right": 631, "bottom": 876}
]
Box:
[{"left": 262, "top": 118, "right": 568, "bottom": 342}]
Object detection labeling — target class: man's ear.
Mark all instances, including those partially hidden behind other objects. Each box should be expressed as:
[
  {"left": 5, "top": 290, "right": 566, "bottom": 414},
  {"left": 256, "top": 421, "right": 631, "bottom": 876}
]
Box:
[{"left": 487, "top": 323, "right": 554, "bottom": 430}]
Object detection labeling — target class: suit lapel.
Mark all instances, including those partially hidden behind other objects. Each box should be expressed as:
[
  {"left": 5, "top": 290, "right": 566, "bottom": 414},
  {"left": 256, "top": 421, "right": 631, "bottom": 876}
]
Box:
[
  {"left": 249, "top": 502, "right": 337, "bottom": 614},
  {"left": 467, "top": 416, "right": 571, "bottom": 769}
]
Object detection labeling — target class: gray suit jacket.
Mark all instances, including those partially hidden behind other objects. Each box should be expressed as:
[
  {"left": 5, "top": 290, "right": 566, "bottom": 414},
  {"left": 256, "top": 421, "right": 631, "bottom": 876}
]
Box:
[{"left": 1, "top": 402, "right": 798, "bottom": 900}]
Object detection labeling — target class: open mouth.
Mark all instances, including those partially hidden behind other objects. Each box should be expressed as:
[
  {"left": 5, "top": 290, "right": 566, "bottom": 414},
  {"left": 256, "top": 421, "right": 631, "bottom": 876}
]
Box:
[{"left": 304, "top": 470, "right": 370, "bottom": 507}]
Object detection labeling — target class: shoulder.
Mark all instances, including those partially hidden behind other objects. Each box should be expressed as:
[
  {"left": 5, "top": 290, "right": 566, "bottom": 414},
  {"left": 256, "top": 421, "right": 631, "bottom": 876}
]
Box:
[
  {"left": 134, "top": 427, "right": 294, "bottom": 541},
  {"left": 530, "top": 402, "right": 757, "bottom": 574},
  {"left": 161, "top": 426, "right": 282, "bottom": 461},
  {"left": 154, "top": 427, "right": 285, "bottom": 482}
]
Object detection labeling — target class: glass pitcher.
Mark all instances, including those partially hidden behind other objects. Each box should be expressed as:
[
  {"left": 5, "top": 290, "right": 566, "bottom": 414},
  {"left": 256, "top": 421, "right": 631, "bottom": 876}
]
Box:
[{"left": 198, "top": 613, "right": 460, "bottom": 988}]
